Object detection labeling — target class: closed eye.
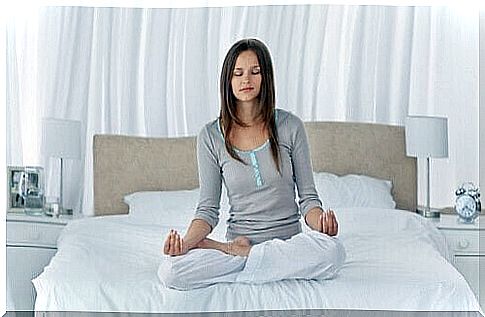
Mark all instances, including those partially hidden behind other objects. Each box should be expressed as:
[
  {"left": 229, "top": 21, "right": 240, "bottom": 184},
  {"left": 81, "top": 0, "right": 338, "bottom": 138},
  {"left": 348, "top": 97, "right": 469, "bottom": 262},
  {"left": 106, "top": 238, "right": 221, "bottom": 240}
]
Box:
[{"left": 233, "top": 66, "right": 261, "bottom": 76}]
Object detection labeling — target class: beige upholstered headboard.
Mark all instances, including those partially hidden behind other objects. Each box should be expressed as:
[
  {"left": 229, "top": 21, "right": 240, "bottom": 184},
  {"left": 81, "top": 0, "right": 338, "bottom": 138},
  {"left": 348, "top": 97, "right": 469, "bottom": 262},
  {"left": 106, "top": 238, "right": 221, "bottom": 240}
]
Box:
[{"left": 93, "top": 121, "right": 416, "bottom": 215}]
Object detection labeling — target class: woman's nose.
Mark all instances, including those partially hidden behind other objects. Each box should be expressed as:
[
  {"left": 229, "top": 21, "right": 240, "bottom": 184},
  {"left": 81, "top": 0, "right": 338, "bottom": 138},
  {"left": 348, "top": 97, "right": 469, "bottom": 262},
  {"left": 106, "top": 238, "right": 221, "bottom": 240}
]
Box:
[{"left": 242, "top": 72, "right": 250, "bottom": 82}]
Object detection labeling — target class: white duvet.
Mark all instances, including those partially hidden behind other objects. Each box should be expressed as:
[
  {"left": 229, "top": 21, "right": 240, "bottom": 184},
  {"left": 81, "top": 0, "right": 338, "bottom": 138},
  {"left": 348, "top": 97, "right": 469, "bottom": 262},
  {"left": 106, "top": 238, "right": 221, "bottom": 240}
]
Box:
[{"left": 33, "top": 208, "right": 482, "bottom": 313}]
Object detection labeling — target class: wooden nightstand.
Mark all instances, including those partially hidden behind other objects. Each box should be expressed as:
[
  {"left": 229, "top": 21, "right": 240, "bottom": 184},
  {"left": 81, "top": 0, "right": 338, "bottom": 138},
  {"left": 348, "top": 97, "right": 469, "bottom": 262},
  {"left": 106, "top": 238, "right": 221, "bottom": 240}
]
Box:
[
  {"left": 6, "top": 212, "right": 74, "bottom": 312},
  {"left": 429, "top": 213, "right": 484, "bottom": 310}
]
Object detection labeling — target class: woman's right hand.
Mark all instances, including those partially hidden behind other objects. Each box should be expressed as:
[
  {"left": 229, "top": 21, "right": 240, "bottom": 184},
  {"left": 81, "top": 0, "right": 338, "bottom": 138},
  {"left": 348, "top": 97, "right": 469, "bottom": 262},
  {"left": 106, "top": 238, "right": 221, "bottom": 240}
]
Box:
[{"left": 163, "top": 229, "right": 189, "bottom": 256}]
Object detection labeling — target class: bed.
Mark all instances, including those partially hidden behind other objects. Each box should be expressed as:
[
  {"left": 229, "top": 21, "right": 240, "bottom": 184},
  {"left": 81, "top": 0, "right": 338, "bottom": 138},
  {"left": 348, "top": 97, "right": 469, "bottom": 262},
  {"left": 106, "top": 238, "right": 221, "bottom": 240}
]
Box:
[{"left": 32, "top": 121, "right": 484, "bottom": 316}]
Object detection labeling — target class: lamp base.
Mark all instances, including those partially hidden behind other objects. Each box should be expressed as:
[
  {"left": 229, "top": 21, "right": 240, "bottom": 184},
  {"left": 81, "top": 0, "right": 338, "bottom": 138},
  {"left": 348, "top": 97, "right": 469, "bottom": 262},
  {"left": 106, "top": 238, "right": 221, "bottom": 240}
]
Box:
[{"left": 416, "top": 207, "right": 441, "bottom": 218}]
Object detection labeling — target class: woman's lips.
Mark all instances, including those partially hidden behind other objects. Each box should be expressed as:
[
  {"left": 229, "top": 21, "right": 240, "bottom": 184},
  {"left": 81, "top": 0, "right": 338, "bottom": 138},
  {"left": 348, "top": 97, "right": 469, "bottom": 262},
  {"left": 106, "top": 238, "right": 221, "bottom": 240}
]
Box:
[{"left": 240, "top": 87, "right": 254, "bottom": 92}]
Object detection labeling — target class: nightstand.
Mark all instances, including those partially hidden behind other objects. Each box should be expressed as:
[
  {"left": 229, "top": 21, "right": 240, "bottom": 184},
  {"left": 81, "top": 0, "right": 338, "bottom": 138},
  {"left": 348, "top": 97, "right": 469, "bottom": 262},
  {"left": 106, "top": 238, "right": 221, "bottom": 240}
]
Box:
[
  {"left": 6, "top": 212, "right": 74, "bottom": 312},
  {"left": 430, "top": 214, "right": 484, "bottom": 311}
]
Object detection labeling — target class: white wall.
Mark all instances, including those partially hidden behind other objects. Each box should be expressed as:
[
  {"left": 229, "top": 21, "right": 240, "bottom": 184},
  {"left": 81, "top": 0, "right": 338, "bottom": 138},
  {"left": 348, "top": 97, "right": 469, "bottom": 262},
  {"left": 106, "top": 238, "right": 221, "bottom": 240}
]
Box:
[
  {"left": 479, "top": 9, "right": 484, "bottom": 312},
  {"left": 480, "top": 13, "right": 485, "bottom": 204}
]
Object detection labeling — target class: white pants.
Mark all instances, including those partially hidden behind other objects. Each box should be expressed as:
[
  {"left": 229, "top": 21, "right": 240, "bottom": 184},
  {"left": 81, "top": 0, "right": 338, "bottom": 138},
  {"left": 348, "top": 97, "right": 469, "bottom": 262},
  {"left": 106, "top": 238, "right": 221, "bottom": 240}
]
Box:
[{"left": 158, "top": 231, "right": 346, "bottom": 290}]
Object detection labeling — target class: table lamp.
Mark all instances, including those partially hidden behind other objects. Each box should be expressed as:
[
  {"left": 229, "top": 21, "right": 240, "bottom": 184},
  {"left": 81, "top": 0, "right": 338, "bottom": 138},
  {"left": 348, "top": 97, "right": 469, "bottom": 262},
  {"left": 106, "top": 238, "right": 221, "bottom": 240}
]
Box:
[
  {"left": 405, "top": 115, "right": 448, "bottom": 218},
  {"left": 42, "top": 118, "right": 81, "bottom": 215}
]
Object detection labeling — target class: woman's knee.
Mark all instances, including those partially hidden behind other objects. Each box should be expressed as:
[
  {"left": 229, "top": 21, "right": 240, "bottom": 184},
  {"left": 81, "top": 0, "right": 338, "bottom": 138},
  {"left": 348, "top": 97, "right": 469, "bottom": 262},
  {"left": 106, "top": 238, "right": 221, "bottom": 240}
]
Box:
[
  {"left": 309, "top": 233, "right": 346, "bottom": 272},
  {"left": 157, "top": 257, "right": 192, "bottom": 290},
  {"left": 320, "top": 238, "right": 346, "bottom": 280},
  {"left": 311, "top": 237, "right": 346, "bottom": 280},
  {"left": 330, "top": 237, "right": 346, "bottom": 268}
]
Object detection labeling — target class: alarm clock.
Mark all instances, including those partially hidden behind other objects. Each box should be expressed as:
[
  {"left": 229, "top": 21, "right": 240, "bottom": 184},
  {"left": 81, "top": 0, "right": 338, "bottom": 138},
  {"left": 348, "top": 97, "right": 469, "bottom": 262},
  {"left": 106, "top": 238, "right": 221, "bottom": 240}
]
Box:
[{"left": 454, "top": 182, "right": 481, "bottom": 223}]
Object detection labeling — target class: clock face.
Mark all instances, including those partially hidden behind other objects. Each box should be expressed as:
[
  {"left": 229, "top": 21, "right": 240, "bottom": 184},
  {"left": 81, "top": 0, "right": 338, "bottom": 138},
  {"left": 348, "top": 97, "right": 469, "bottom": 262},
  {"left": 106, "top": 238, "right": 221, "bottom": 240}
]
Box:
[{"left": 455, "top": 195, "right": 477, "bottom": 219}]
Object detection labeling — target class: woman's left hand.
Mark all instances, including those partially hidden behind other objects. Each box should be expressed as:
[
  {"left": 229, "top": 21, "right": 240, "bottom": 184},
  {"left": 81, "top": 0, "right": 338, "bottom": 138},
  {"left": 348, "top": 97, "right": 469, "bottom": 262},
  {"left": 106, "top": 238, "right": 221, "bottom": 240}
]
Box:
[
  {"left": 305, "top": 208, "right": 339, "bottom": 236},
  {"left": 319, "top": 209, "right": 338, "bottom": 236}
]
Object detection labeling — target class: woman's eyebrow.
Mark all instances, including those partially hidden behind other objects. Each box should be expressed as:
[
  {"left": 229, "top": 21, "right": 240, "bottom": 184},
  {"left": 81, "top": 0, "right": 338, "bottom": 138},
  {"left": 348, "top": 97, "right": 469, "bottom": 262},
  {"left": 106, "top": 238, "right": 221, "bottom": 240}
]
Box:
[{"left": 234, "top": 65, "right": 261, "bottom": 70}]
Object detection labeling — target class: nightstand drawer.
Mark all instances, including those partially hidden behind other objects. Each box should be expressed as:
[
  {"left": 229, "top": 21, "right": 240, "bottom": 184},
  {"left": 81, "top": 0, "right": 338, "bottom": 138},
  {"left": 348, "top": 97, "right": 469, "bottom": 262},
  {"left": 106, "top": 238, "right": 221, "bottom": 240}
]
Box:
[
  {"left": 7, "top": 221, "right": 64, "bottom": 248},
  {"left": 441, "top": 229, "right": 480, "bottom": 254}
]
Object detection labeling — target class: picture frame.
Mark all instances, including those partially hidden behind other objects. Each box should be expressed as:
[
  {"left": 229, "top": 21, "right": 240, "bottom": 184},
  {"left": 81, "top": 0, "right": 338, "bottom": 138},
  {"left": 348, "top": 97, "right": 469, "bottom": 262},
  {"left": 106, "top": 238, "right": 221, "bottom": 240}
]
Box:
[{"left": 7, "top": 166, "right": 45, "bottom": 215}]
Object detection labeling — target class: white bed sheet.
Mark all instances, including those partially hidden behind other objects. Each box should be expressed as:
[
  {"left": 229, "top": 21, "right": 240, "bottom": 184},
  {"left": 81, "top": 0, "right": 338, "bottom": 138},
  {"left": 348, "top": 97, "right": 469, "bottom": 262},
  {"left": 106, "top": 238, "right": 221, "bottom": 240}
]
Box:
[{"left": 32, "top": 207, "right": 482, "bottom": 313}]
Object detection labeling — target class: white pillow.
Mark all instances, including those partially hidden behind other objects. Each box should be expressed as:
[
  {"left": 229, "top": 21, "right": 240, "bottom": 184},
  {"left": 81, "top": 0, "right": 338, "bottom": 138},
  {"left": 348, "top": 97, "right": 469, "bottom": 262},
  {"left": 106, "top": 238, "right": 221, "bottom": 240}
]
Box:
[
  {"left": 123, "top": 187, "right": 231, "bottom": 228},
  {"left": 313, "top": 172, "right": 396, "bottom": 209},
  {"left": 123, "top": 188, "right": 200, "bottom": 226}
]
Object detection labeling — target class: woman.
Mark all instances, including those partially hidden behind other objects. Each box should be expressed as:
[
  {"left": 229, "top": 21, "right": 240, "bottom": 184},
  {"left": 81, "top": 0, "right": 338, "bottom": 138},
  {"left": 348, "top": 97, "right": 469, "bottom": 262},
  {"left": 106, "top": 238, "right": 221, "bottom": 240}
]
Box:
[{"left": 158, "top": 38, "right": 345, "bottom": 290}]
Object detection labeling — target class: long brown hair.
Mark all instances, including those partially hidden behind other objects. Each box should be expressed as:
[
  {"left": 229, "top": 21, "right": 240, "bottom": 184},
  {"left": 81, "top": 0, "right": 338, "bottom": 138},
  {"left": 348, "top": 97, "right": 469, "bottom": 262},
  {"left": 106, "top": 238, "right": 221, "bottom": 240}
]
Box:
[{"left": 219, "top": 38, "right": 281, "bottom": 175}]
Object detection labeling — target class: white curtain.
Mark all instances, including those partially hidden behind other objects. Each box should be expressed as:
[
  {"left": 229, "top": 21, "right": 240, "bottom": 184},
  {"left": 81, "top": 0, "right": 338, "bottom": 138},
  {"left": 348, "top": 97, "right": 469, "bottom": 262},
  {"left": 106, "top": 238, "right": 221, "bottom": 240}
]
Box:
[{"left": 6, "top": 4, "right": 478, "bottom": 216}]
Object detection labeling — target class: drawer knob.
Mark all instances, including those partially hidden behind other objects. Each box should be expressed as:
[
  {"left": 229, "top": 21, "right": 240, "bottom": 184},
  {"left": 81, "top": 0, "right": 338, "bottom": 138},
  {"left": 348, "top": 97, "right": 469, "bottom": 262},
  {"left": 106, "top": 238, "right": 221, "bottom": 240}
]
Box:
[{"left": 458, "top": 239, "right": 470, "bottom": 249}]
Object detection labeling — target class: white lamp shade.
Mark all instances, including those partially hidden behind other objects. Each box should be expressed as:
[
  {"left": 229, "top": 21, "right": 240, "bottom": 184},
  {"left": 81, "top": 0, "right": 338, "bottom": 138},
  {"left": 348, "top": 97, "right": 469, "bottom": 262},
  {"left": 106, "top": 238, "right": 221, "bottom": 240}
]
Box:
[
  {"left": 42, "top": 118, "right": 81, "bottom": 159},
  {"left": 405, "top": 116, "right": 448, "bottom": 158}
]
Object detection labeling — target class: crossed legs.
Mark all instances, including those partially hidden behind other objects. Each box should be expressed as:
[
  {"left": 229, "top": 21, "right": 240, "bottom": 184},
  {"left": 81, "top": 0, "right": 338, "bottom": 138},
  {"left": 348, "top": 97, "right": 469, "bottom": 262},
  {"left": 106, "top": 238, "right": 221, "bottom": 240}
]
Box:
[{"left": 158, "top": 232, "right": 346, "bottom": 290}]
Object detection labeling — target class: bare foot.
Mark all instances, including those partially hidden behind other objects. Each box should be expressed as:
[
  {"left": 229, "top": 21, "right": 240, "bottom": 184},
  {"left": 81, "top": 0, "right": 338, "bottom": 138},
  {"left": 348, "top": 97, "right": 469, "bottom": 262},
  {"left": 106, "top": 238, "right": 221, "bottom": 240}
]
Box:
[
  {"left": 232, "top": 236, "right": 251, "bottom": 247},
  {"left": 196, "top": 236, "right": 252, "bottom": 257},
  {"left": 227, "top": 236, "right": 252, "bottom": 257}
]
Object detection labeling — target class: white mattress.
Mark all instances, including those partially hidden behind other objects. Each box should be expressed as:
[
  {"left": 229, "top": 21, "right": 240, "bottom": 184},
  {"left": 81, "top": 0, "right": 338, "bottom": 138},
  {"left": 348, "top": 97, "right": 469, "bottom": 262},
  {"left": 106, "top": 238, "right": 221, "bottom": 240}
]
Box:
[{"left": 33, "top": 207, "right": 482, "bottom": 313}]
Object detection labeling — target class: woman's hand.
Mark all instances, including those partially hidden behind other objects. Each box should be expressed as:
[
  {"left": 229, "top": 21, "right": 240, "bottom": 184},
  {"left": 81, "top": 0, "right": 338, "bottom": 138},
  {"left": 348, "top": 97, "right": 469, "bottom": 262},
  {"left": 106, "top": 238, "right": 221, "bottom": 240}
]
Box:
[
  {"left": 163, "top": 230, "right": 189, "bottom": 256},
  {"left": 305, "top": 208, "right": 339, "bottom": 236}
]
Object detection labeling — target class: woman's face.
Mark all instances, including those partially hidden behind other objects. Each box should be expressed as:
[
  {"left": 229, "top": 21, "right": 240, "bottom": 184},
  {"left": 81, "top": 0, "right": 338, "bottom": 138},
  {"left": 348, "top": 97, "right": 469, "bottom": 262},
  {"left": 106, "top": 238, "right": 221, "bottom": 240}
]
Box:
[{"left": 231, "top": 50, "right": 262, "bottom": 104}]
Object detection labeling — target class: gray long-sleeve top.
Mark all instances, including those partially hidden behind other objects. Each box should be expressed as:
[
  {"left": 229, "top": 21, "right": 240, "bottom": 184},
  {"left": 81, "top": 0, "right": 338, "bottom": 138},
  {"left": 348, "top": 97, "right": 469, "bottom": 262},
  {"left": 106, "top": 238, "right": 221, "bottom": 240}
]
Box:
[{"left": 193, "top": 108, "right": 322, "bottom": 245}]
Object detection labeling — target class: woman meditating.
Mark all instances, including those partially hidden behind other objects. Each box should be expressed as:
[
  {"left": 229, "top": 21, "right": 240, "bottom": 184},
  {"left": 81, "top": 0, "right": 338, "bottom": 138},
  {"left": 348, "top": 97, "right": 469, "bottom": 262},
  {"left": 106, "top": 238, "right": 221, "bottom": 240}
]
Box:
[{"left": 158, "top": 38, "right": 346, "bottom": 290}]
